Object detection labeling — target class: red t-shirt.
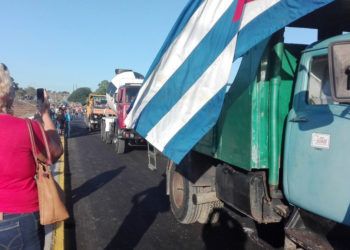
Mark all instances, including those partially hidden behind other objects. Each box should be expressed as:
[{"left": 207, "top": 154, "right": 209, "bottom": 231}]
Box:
[{"left": 0, "top": 114, "right": 46, "bottom": 213}]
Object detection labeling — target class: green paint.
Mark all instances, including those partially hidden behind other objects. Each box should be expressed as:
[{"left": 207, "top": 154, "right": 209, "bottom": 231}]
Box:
[
  {"left": 268, "top": 32, "right": 283, "bottom": 186},
  {"left": 194, "top": 34, "right": 303, "bottom": 183}
]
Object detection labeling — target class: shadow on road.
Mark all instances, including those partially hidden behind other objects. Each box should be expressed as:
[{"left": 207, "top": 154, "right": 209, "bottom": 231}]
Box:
[
  {"left": 64, "top": 138, "right": 76, "bottom": 250},
  {"left": 105, "top": 178, "right": 169, "bottom": 250},
  {"left": 72, "top": 167, "right": 126, "bottom": 204},
  {"left": 202, "top": 208, "right": 248, "bottom": 250}
]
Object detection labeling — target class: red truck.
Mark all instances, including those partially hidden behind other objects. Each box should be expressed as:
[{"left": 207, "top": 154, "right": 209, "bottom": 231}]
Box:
[{"left": 101, "top": 83, "right": 145, "bottom": 153}]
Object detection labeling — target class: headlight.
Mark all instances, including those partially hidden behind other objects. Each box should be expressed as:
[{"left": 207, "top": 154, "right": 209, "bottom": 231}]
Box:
[{"left": 94, "top": 114, "right": 98, "bottom": 119}]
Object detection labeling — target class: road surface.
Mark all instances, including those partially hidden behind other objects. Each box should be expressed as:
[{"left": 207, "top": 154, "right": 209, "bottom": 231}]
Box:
[{"left": 64, "top": 117, "right": 283, "bottom": 250}]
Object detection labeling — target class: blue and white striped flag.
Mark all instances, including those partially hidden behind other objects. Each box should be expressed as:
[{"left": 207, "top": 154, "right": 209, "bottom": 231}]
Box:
[{"left": 125, "top": 0, "right": 334, "bottom": 164}]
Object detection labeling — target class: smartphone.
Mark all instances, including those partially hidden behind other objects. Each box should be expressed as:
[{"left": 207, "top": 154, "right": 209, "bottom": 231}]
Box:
[{"left": 37, "top": 88, "right": 45, "bottom": 103}]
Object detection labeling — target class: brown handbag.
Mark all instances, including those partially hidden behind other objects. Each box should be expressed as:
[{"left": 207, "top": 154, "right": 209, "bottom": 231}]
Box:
[{"left": 26, "top": 119, "right": 69, "bottom": 225}]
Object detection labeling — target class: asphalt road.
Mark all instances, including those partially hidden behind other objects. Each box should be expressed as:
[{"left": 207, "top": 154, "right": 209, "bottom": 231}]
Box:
[{"left": 65, "top": 117, "right": 282, "bottom": 250}]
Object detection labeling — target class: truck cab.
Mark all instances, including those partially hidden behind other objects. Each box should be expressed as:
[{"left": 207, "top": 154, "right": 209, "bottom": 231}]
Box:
[
  {"left": 114, "top": 84, "right": 145, "bottom": 153},
  {"left": 116, "top": 85, "right": 139, "bottom": 128},
  {"left": 86, "top": 94, "right": 107, "bottom": 131},
  {"left": 284, "top": 34, "right": 350, "bottom": 226},
  {"left": 100, "top": 69, "right": 145, "bottom": 153}
]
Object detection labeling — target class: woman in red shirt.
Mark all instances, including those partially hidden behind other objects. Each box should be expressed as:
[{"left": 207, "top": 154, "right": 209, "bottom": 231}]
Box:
[{"left": 0, "top": 63, "right": 63, "bottom": 249}]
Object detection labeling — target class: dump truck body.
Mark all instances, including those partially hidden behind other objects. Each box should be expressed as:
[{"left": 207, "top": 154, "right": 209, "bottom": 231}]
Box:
[{"left": 164, "top": 32, "right": 350, "bottom": 248}]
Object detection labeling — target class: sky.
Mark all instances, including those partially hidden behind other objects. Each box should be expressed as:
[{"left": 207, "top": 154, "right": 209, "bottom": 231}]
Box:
[
  {"left": 1, "top": 1, "right": 188, "bottom": 92},
  {"left": 1, "top": 1, "right": 318, "bottom": 93}
]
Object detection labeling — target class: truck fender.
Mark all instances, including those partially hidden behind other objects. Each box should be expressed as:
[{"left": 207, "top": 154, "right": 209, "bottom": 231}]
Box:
[{"left": 174, "top": 151, "right": 216, "bottom": 187}]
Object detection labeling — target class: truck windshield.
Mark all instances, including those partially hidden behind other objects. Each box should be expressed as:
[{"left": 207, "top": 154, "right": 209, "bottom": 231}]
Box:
[
  {"left": 125, "top": 87, "right": 140, "bottom": 103},
  {"left": 93, "top": 96, "right": 107, "bottom": 108}
]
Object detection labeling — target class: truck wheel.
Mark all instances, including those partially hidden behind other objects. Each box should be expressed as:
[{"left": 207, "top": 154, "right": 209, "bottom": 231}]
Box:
[
  {"left": 196, "top": 197, "right": 222, "bottom": 224},
  {"left": 101, "top": 121, "right": 106, "bottom": 142},
  {"left": 169, "top": 152, "right": 221, "bottom": 224},
  {"left": 105, "top": 122, "right": 113, "bottom": 144},
  {"left": 115, "top": 138, "right": 126, "bottom": 154},
  {"left": 87, "top": 116, "right": 92, "bottom": 132},
  {"left": 169, "top": 161, "right": 202, "bottom": 224},
  {"left": 105, "top": 133, "right": 112, "bottom": 144}
]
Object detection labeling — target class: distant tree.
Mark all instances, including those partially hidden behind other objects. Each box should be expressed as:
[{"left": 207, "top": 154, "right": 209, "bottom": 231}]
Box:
[
  {"left": 11, "top": 78, "right": 19, "bottom": 91},
  {"left": 24, "top": 86, "right": 36, "bottom": 100},
  {"left": 11, "top": 78, "right": 22, "bottom": 99},
  {"left": 94, "top": 80, "right": 109, "bottom": 95},
  {"left": 15, "top": 88, "right": 26, "bottom": 100},
  {"left": 67, "top": 87, "right": 91, "bottom": 105}
]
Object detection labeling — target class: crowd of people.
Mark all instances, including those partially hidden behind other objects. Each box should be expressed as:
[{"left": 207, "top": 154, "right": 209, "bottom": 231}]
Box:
[{"left": 49, "top": 106, "right": 71, "bottom": 138}]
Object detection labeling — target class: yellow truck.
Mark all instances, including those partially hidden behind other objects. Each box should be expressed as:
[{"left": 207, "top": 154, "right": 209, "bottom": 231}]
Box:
[{"left": 86, "top": 94, "right": 111, "bottom": 131}]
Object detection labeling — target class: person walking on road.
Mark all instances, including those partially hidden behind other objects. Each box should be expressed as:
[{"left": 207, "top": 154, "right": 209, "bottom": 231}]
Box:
[
  {"left": 64, "top": 109, "right": 71, "bottom": 138},
  {"left": 57, "top": 107, "right": 65, "bottom": 135},
  {"left": 0, "top": 63, "right": 63, "bottom": 249}
]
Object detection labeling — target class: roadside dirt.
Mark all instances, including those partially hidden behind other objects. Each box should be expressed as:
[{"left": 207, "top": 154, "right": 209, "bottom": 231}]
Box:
[{"left": 12, "top": 99, "right": 37, "bottom": 117}]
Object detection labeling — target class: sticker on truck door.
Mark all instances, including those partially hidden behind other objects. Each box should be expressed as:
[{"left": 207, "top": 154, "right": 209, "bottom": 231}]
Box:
[{"left": 311, "top": 133, "right": 330, "bottom": 149}]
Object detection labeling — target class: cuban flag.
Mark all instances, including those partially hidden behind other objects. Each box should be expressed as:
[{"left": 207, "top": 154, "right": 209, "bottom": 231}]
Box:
[{"left": 125, "top": 0, "right": 334, "bottom": 164}]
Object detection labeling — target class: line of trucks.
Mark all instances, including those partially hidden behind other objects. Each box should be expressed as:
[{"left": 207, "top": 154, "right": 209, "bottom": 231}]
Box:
[
  {"left": 90, "top": 1, "right": 350, "bottom": 248},
  {"left": 91, "top": 69, "right": 146, "bottom": 153}
]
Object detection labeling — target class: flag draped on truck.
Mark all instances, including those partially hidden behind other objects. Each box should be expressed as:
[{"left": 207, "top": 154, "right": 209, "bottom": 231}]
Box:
[{"left": 125, "top": 0, "right": 334, "bottom": 164}]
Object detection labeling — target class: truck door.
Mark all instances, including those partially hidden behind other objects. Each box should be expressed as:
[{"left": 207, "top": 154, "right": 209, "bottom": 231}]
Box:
[
  {"left": 283, "top": 47, "right": 350, "bottom": 225},
  {"left": 117, "top": 88, "right": 125, "bottom": 128}
]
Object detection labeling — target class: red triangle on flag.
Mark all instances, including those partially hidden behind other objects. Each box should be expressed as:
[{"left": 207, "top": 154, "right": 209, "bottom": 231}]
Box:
[{"left": 233, "top": 0, "right": 254, "bottom": 22}]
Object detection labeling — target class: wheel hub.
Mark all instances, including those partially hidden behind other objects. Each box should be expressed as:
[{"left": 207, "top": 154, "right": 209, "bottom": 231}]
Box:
[{"left": 172, "top": 171, "right": 185, "bottom": 209}]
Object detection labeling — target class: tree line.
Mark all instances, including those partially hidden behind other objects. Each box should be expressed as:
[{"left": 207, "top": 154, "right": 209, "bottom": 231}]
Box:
[
  {"left": 67, "top": 80, "right": 109, "bottom": 105},
  {"left": 14, "top": 78, "right": 109, "bottom": 106},
  {"left": 13, "top": 77, "right": 69, "bottom": 105}
]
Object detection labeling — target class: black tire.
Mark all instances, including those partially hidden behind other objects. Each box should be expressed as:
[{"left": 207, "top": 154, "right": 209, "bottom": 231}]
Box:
[
  {"left": 169, "top": 161, "right": 201, "bottom": 224},
  {"left": 87, "top": 116, "right": 92, "bottom": 132},
  {"left": 196, "top": 194, "right": 222, "bottom": 224},
  {"left": 106, "top": 122, "right": 116, "bottom": 144},
  {"left": 115, "top": 138, "right": 126, "bottom": 154},
  {"left": 105, "top": 132, "right": 113, "bottom": 144}
]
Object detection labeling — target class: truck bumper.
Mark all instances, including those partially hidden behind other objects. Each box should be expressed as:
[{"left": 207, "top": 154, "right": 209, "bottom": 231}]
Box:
[{"left": 119, "top": 130, "right": 146, "bottom": 145}]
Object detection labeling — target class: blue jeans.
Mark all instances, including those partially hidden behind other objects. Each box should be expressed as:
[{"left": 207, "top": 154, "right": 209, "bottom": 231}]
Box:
[
  {"left": 0, "top": 212, "right": 44, "bottom": 250},
  {"left": 64, "top": 122, "right": 71, "bottom": 138}
]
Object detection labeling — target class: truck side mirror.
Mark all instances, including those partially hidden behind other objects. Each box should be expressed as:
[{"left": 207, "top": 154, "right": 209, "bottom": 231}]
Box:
[{"left": 328, "top": 41, "right": 350, "bottom": 102}]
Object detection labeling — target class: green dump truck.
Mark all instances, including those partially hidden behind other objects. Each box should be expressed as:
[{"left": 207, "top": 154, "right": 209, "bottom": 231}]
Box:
[{"left": 165, "top": 5, "right": 350, "bottom": 249}]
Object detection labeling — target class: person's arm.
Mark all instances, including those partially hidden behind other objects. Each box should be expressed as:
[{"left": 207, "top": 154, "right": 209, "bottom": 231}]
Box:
[{"left": 36, "top": 90, "right": 63, "bottom": 163}]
